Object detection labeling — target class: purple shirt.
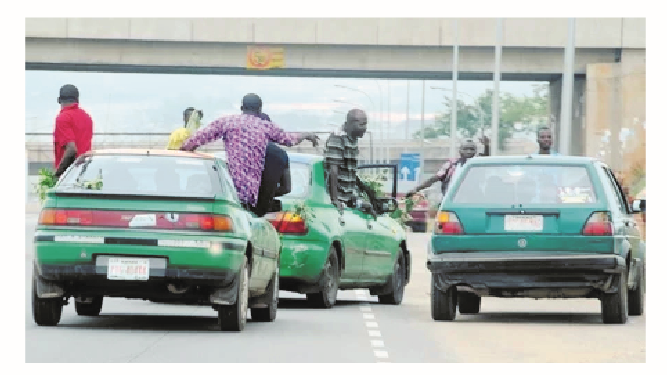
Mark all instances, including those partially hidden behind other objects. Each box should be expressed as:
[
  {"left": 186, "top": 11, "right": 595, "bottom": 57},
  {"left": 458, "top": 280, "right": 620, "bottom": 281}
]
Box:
[{"left": 181, "top": 114, "right": 299, "bottom": 206}]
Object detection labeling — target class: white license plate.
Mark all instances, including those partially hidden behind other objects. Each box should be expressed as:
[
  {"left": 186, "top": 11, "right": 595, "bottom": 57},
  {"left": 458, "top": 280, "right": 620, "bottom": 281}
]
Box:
[
  {"left": 107, "top": 258, "right": 150, "bottom": 280},
  {"left": 504, "top": 215, "right": 544, "bottom": 231}
]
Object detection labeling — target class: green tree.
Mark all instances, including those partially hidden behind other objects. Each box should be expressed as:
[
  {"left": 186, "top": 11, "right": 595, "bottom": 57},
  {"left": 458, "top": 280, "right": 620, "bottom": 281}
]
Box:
[{"left": 414, "top": 84, "right": 549, "bottom": 150}]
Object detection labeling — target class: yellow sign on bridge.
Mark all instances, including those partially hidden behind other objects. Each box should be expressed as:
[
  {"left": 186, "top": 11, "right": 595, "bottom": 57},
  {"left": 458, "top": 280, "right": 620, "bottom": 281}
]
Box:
[{"left": 246, "top": 47, "right": 285, "bottom": 70}]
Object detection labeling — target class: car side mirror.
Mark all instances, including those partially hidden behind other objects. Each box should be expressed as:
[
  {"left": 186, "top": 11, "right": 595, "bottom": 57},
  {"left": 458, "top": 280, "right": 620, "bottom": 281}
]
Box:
[
  {"left": 377, "top": 197, "right": 398, "bottom": 214},
  {"left": 632, "top": 199, "right": 645, "bottom": 213}
]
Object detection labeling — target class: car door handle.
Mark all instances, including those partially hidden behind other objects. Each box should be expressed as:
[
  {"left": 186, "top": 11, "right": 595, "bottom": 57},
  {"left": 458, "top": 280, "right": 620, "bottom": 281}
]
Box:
[
  {"left": 367, "top": 224, "right": 373, "bottom": 230},
  {"left": 338, "top": 216, "right": 345, "bottom": 226}
]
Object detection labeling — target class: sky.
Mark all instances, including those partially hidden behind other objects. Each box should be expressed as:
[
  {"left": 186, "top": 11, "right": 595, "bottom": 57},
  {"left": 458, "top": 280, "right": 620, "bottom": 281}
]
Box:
[{"left": 25, "top": 70, "right": 547, "bottom": 141}]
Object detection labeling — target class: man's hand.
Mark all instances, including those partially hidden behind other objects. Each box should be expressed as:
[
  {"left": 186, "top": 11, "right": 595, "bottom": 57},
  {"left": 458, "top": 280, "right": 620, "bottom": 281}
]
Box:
[
  {"left": 333, "top": 200, "right": 345, "bottom": 213},
  {"left": 301, "top": 133, "right": 320, "bottom": 147}
]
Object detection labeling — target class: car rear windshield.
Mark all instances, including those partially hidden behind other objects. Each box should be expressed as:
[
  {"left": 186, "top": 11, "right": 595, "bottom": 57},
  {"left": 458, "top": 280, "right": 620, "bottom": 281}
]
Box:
[
  {"left": 452, "top": 164, "right": 597, "bottom": 205},
  {"left": 57, "top": 155, "right": 220, "bottom": 198},
  {"left": 282, "top": 162, "right": 311, "bottom": 198}
]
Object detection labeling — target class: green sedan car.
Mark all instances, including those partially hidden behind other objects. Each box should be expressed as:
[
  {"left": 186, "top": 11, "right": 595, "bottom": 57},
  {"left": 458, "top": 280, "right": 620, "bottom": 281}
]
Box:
[
  {"left": 33, "top": 150, "right": 281, "bottom": 332},
  {"left": 427, "top": 156, "right": 646, "bottom": 324},
  {"left": 255, "top": 152, "right": 411, "bottom": 308}
]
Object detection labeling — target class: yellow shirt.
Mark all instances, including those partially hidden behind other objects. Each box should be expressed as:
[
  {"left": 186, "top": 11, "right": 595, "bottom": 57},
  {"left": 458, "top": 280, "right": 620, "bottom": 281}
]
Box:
[{"left": 167, "top": 128, "right": 192, "bottom": 150}]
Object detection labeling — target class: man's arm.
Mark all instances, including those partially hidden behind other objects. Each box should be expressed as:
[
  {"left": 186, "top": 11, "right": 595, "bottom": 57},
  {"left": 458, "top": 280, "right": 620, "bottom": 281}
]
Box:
[
  {"left": 264, "top": 120, "right": 319, "bottom": 147},
  {"left": 53, "top": 114, "right": 77, "bottom": 178},
  {"left": 54, "top": 142, "right": 77, "bottom": 178},
  {"left": 478, "top": 135, "right": 490, "bottom": 156},
  {"left": 323, "top": 135, "right": 345, "bottom": 212},
  {"left": 407, "top": 161, "right": 450, "bottom": 197},
  {"left": 180, "top": 118, "right": 227, "bottom": 151}
]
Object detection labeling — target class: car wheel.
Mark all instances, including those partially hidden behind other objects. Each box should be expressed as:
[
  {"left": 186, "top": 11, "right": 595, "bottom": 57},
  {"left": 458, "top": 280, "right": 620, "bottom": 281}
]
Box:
[
  {"left": 306, "top": 247, "right": 339, "bottom": 309},
  {"left": 32, "top": 276, "right": 63, "bottom": 327},
  {"left": 75, "top": 296, "right": 103, "bottom": 316},
  {"left": 378, "top": 251, "right": 406, "bottom": 305},
  {"left": 458, "top": 291, "right": 481, "bottom": 314},
  {"left": 431, "top": 274, "right": 457, "bottom": 321},
  {"left": 218, "top": 257, "right": 249, "bottom": 331},
  {"left": 251, "top": 263, "right": 279, "bottom": 322},
  {"left": 601, "top": 271, "right": 629, "bottom": 324},
  {"left": 628, "top": 262, "right": 644, "bottom": 316}
]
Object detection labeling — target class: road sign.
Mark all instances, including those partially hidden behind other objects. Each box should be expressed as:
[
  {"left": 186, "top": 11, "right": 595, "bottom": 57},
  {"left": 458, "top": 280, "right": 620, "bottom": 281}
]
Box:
[{"left": 398, "top": 153, "right": 421, "bottom": 182}]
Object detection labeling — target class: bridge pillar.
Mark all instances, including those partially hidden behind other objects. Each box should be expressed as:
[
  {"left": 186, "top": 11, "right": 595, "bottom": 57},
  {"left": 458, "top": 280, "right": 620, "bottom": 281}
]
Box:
[{"left": 548, "top": 75, "right": 586, "bottom": 156}]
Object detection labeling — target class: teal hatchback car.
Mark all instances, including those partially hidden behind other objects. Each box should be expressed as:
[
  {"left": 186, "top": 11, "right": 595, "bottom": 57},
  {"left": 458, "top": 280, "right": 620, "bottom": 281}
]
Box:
[{"left": 427, "top": 156, "right": 646, "bottom": 324}]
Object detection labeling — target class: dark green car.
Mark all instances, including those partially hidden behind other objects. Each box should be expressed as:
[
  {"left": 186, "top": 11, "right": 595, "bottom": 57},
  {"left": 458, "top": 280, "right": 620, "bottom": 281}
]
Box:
[
  {"left": 33, "top": 150, "right": 281, "bottom": 332},
  {"left": 254, "top": 153, "right": 411, "bottom": 308},
  {"left": 427, "top": 156, "right": 646, "bottom": 324}
]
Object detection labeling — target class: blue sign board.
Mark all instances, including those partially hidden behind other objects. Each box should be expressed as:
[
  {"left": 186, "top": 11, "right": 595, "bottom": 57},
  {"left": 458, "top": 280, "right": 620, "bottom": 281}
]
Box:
[{"left": 398, "top": 153, "right": 421, "bottom": 182}]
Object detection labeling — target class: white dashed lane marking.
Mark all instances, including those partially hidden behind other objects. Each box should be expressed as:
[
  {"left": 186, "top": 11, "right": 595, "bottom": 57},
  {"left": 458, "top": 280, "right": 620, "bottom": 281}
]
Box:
[{"left": 355, "top": 289, "right": 390, "bottom": 363}]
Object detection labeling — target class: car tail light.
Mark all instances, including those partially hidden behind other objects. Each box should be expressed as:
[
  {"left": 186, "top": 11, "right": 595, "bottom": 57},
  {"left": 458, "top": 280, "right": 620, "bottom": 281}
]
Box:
[
  {"left": 435, "top": 211, "right": 464, "bottom": 235},
  {"left": 266, "top": 211, "right": 308, "bottom": 234},
  {"left": 582, "top": 211, "right": 613, "bottom": 236},
  {"left": 38, "top": 209, "right": 233, "bottom": 232}
]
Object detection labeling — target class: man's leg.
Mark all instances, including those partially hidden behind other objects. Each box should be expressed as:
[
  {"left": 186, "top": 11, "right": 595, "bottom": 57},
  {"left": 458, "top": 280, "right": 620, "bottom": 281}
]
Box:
[{"left": 255, "top": 143, "right": 288, "bottom": 216}]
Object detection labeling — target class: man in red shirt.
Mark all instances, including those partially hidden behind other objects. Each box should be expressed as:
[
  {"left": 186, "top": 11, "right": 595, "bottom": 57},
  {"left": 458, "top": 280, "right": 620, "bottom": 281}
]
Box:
[{"left": 53, "top": 84, "right": 93, "bottom": 179}]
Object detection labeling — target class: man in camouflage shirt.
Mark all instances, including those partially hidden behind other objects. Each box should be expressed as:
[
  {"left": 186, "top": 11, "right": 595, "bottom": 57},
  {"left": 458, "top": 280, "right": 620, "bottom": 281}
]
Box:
[{"left": 323, "top": 109, "right": 377, "bottom": 213}]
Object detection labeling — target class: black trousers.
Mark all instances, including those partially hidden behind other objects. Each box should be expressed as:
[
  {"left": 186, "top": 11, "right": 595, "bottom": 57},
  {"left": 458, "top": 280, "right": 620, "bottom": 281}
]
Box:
[{"left": 253, "top": 142, "right": 289, "bottom": 217}]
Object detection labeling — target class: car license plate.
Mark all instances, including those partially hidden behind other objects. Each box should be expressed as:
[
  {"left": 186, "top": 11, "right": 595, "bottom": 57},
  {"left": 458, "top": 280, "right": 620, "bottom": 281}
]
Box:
[
  {"left": 107, "top": 258, "right": 150, "bottom": 280},
  {"left": 504, "top": 215, "right": 543, "bottom": 231}
]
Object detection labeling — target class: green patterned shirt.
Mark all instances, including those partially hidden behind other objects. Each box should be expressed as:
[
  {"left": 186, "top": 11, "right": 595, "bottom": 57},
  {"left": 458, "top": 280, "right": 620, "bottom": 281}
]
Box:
[{"left": 323, "top": 132, "right": 359, "bottom": 204}]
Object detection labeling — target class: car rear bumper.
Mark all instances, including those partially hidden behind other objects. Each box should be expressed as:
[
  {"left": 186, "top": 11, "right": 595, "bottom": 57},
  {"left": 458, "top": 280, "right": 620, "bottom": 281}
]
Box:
[
  {"left": 427, "top": 252, "right": 626, "bottom": 297},
  {"left": 278, "top": 239, "right": 329, "bottom": 281}
]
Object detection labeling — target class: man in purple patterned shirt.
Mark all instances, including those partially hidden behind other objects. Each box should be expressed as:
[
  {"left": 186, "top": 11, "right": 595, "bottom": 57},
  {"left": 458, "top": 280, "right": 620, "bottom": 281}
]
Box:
[{"left": 180, "top": 93, "right": 319, "bottom": 214}]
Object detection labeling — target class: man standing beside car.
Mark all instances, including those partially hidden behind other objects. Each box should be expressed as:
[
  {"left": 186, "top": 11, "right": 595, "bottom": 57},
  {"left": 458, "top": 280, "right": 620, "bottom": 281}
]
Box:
[{"left": 53, "top": 84, "right": 93, "bottom": 179}]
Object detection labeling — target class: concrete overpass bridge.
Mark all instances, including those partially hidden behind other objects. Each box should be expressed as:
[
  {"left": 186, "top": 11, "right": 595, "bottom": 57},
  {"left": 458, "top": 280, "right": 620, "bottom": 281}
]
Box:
[{"left": 25, "top": 18, "right": 646, "bottom": 170}]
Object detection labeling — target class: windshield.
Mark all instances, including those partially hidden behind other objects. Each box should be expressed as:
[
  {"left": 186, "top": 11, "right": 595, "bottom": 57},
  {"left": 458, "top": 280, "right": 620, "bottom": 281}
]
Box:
[
  {"left": 282, "top": 162, "right": 311, "bottom": 198},
  {"left": 452, "top": 164, "right": 598, "bottom": 205},
  {"left": 57, "top": 154, "right": 221, "bottom": 198}
]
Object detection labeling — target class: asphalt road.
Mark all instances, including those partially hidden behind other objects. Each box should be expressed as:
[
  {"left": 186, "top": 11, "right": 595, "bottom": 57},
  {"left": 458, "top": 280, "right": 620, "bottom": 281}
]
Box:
[{"left": 25, "top": 212, "right": 646, "bottom": 363}]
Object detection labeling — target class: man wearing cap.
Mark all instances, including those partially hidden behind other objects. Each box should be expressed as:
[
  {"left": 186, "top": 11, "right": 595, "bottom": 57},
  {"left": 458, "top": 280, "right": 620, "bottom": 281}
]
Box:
[
  {"left": 53, "top": 84, "right": 93, "bottom": 179},
  {"left": 180, "top": 93, "right": 319, "bottom": 216}
]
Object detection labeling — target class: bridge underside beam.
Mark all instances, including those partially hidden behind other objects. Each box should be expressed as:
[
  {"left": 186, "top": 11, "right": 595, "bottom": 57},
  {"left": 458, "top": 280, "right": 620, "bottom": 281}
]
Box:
[{"left": 26, "top": 38, "right": 620, "bottom": 80}]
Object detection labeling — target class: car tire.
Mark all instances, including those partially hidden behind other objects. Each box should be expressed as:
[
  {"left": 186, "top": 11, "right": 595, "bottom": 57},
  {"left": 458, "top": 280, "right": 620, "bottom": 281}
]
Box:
[
  {"left": 218, "top": 257, "right": 249, "bottom": 332},
  {"left": 628, "top": 262, "right": 644, "bottom": 316},
  {"left": 75, "top": 296, "right": 103, "bottom": 316},
  {"left": 378, "top": 251, "right": 406, "bottom": 305},
  {"left": 251, "top": 264, "right": 279, "bottom": 322},
  {"left": 601, "top": 271, "right": 629, "bottom": 324},
  {"left": 32, "top": 276, "right": 63, "bottom": 327},
  {"left": 458, "top": 292, "right": 481, "bottom": 314},
  {"left": 306, "top": 248, "right": 339, "bottom": 309},
  {"left": 431, "top": 274, "right": 457, "bottom": 321}
]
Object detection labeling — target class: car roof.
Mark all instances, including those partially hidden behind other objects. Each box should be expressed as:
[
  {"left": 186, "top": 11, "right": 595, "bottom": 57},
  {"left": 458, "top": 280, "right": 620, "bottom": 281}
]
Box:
[
  {"left": 86, "top": 149, "right": 215, "bottom": 159},
  {"left": 466, "top": 155, "right": 599, "bottom": 166},
  {"left": 287, "top": 152, "right": 323, "bottom": 164}
]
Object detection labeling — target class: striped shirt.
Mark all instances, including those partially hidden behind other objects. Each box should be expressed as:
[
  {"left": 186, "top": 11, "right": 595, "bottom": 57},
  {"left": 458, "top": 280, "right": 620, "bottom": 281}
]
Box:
[{"left": 323, "top": 132, "right": 360, "bottom": 204}]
